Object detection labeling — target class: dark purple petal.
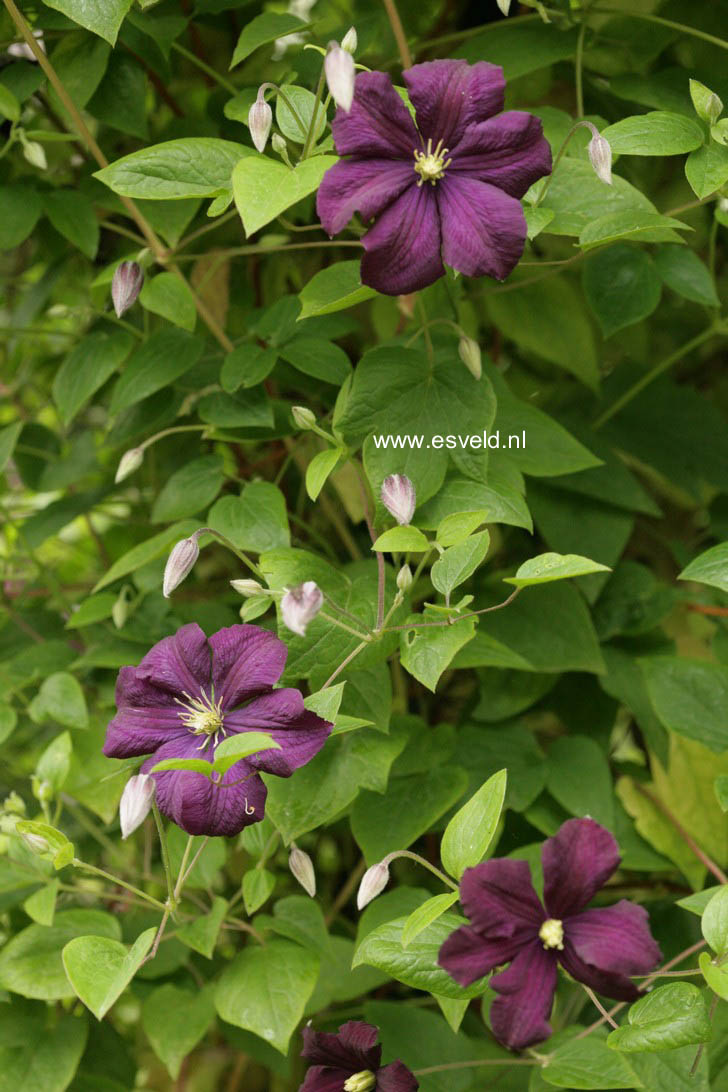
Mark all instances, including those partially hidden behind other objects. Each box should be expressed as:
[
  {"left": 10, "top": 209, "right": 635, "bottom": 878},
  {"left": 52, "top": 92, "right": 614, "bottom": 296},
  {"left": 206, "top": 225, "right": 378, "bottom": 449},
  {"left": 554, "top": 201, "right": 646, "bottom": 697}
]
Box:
[
  {"left": 302, "top": 1022, "right": 381, "bottom": 1071},
  {"left": 142, "top": 736, "right": 267, "bottom": 837},
  {"left": 449, "top": 111, "right": 552, "bottom": 197},
  {"left": 360, "top": 184, "right": 444, "bottom": 295},
  {"left": 437, "top": 175, "right": 527, "bottom": 281},
  {"left": 377, "top": 1059, "right": 419, "bottom": 1092},
  {"left": 438, "top": 923, "right": 529, "bottom": 987},
  {"left": 300, "top": 1067, "right": 351, "bottom": 1092},
  {"left": 316, "top": 158, "right": 415, "bottom": 236},
  {"left": 224, "top": 688, "right": 331, "bottom": 777},
  {"left": 459, "top": 859, "right": 544, "bottom": 932},
  {"left": 104, "top": 667, "right": 185, "bottom": 758},
  {"left": 331, "top": 70, "right": 420, "bottom": 158},
  {"left": 209, "top": 624, "right": 287, "bottom": 710},
  {"left": 542, "top": 818, "right": 620, "bottom": 918},
  {"left": 134, "top": 623, "right": 211, "bottom": 698},
  {"left": 489, "top": 940, "right": 558, "bottom": 1051},
  {"left": 404, "top": 60, "right": 505, "bottom": 147},
  {"left": 565, "top": 902, "right": 662, "bottom": 979},
  {"left": 559, "top": 944, "right": 640, "bottom": 1002}
]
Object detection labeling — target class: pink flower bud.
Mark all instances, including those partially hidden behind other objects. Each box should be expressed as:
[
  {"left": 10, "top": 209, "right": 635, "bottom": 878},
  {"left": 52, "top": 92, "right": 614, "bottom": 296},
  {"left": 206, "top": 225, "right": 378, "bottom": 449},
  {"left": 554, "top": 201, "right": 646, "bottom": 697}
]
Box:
[
  {"left": 357, "top": 860, "right": 390, "bottom": 909},
  {"left": 281, "top": 581, "right": 323, "bottom": 637},
  {"left": 249, "top": 90, "right": 273, "bottom": 153},
  {"left": 381, "top": 474, "right": 416, "bottom": 526},
  {"left": 119, "top": 774, "right": 155, "bottom": 839},
  {"left": 325, "top": 42, "right": 355, "bottom": 113},
  {"left": 111, "top": 261, "right": 144, "bottom": 318},
  {"left": 163, "top": 535, "right": 200, "bottom": 598},
  {"left": 588, "top": 132, "right": 612, "bottom": 186},
  {"left": 289, "top": 845, "right": 316, "bottom": 897}
]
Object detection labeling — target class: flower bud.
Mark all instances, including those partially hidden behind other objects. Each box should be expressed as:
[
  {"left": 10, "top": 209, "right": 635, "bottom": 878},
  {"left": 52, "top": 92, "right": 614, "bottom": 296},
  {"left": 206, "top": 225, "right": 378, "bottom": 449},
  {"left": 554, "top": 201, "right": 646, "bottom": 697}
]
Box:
[
  {"left": 112, "top": 586, "right": 131, "bottom": 630},
  {"left": 119, "top": 774, "right": 155, "bottom": 839},
  {"left": 249, "top": 89, "right": 273, "bottom": 154},
  {"left": 496, "top": 0, "right": 512, "bottom": 14},
  {"left": 281, "top": 581, "right": 323, "bottom": 637},
  {"left": 230, "top": 578, "right": 264, "bottom": 597},
  {"left": 292, "top": 405, "right": 316, "bottom": 430},
  {"left": 588, "top": 132, "right": 612, "bottom": 186},
  {"left": 690, "top": 79, "right": 723, "bottom": 125},
  {"left": 112, "top": 261, "right": 144, "bottom": 318},
  {"left": 21, "top": 830, "right": 49, "bottom": 855},
  {"left": 458, "top": 336, "right": 482, "bottom": 380},
  {"left": 289, "top": 845, "right": 316, "bottom": 897},
  {"left": 341, "top": 26, "right": 358, "bottom": 54},
  {"left": 325, "top": 42, "right": 355, "bottom": 113},
  {"left": 163, "top": 534, "right": 200, "bottom": 598},
  {"left": 22, "top": 140, "right": 46, "bottom": 170},
  {"left": 396, "top": 563, "right": 413, "bottom": 591},
  {"left": 381, "top": 474, "right": 416, "bottom": 526},
  {"left": 357, "top": 860, "right": 390, "bottom": 910},
  {"left": 115, "top": 446, "right": 143, "bottom": 483}
]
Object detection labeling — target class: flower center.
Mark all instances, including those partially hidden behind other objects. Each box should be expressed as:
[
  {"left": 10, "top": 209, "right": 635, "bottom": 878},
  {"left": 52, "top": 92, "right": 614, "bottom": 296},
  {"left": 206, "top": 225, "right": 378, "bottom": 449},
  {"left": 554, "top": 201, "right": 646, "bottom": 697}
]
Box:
[
  {"left": 343, "top": 1072, "right": 376, "bottom": 1092},
  {"left": 539, "top": 918, "right": 564, "bottom": 950},
  {"left": 175, "top": 690, "right": 226, "bottom": 746},
  {"left": 413, "top": 137, "right": 451, "bottom": 186}
]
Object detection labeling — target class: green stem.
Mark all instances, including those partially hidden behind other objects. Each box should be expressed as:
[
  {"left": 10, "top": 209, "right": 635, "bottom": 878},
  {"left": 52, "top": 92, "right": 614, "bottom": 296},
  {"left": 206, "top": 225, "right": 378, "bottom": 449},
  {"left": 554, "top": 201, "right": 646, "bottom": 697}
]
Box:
[
  {"left": 174, "top": 836, "right": 195, "bottom": 899},
  {"left": 152, "top": 801, "right": 175, "bottom": 906},
  {"left": 197, "top": 527, "right": 263, "bottom": 578},
  {"left": 385, "top": 849, "right": 459, "bottom": 892},
  {"left": 414, "top": 1059, "right": 539, "bottom": 1075},
  {"left": 171, "top": 41, "right": 237, "bottom": 95},
  {"left": 138, "top": 424, "right": 208, "bottom": 454},
  {"left": 322, "top": 640, "right": 370, "bottom": 688},
  {"left": 301, "top": 66, "right": 326, "bottom": 159},
  {"left": 593, "top": 325, "right": 722, "bottom": 429},
  {"left": 574, "top": 21, "right": 586, "bottom": 117},
  {"left": 176, "top": 837, "right": 208, "bottom": 895},
  {"left": 73, "top": 859, "right": 167, "bottom": 912},
  {"left": 590, "top": 8, "right": 728, "bottom": 52},
  {"left": 319, "top": 610, "right": 371, "bottom": 641}
]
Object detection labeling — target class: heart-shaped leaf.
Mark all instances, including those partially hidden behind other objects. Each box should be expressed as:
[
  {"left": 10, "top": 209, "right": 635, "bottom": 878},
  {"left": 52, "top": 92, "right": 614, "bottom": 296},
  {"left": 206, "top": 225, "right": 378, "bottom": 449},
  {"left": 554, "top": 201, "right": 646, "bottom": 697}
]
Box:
[
  {"left": 63, "top": 927, "right": 156, "bottom": 1019},
  {"left": 233, "top": 155, "right": 337, "bottom": 237}
]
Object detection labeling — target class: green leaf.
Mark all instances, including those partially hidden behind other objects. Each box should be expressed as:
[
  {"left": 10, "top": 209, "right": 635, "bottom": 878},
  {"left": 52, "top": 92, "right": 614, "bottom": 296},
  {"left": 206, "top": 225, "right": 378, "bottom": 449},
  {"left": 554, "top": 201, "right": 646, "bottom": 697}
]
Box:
[
  {"left": 109, "top": 329, "right": 203, "bottom": 415},
  {"left": 716, "top": 776, "right": 728, "bottom": 812},
  {"left": 177, "top": 897, "right": 228, "bottom": 960},
  {"left": 535, "top": 158, "right": 658, "bottom": 236},
  {"left": 95, "top": 139, "right": 249, "bottom": 199},
  {"left": 62, "top": 928, "right": 156, "bottom": 1019},
  {"left": 65, "top": 593, "right": 116, "bottom": 629},
  {"left": 151, "top": 455, "right": 225, "bottom": 523},
  {"left": 0, "top": 82, "right": 20, "bottom": 121},
  {"left": 678, "top": 887, "right": 722, "bottom": 916},
  {"left": 456, "top": 21, "right": 579, "bottom": 79},
  {"left": 602, "top": 112, "right": 704, "bottom": 155},
  {"left": 92, "top": 519, "right": 199, "bottom": 592},
  {"left": 139, "top": 272, "right": 196, "bottom": 332},
  {"left": 215, "top": 940, "right": 319, "bottom": 1053},
  {"left": 0, "top": 910, "right": 120, "bottom": 1000},
  {"left": 0, "top": 702, "right": 17, "bottom": 745},
  {"left": 679, "top": 543, "right": 728, "bottom": 594},
  {"left": 197, "top": 389, "right": 273, "bottom": 430},
  {"left": 298, "top": 261, "right": 377, "bottom": 318},
  {"left": 702, "top": 886, "right": 728, "bottom": 954},
  {"left": 351, "top": 766, "right": 469, "bottom": 864},
  {"left": 353, "top": 913, "right": 489, "bottom": 999},
  {"left": 279, "top": 336, "right": 352, "bottom": 384},
  {"left": 141, "top": 984, "right": 216, "bottom": 1080},
  {"left": 0, "top": 185, "right": 42, "bottom": 249},
  {"left": 580, "top": 210, "right": 689, "bottom": 249},
  {"left": 221, "top": 344, "right": 278, "bottom": 391},
  {"left": 15, "top": 821, "right": 74, "bottom": 871},
  {"left": 505, "top": 552, "right": 611, "bottom": 587},
  {"left": 230, "top": 12, "right": 307, "bottom": 67},
  {"left": 212, "top": 731, "right": 280, "bottom": 775},
  {"left": 400, "top": 611, "right": 476, "bottom": 691},
  {"left": 642, "top": 657, "right": 728, "bottom": 752},
  {"left": 372, "top": 526, "right": 430, "bottom": 553},
  {"left": 88, "top": 51, "right": 148, "bottom": 139},
  {"left": 543, "top": 1036, "right": 639, "bottom": 1089},
  {"left": 207, "top": 482, "right": 290, "bottom": 552},
  {"left": 275, "top": 86, "right": 325, "bottom": 144},
  {"left": 436, "top": 510, "right": 488, "bottom": 548},
  {"left": 33, "top": 672, "right": 88, "bottom": 728},
  {"left": 653, "top": 244, "right": 720, "bottom": 307},
  {"left": 440, "top": 769, "right": 507, "bottom": 880},
  {"left": 0, "top": 421, "right": 22, "bottom": 473},
  {"left": 52, "top": 330, "right": 132, "bottom": 426},
  {"left": 242, "top": 868, "right": 276, "bottom": 915},
  {"left": 233, "top": 155, "right": 337, "bottom": 237},
  {"left": 23, "top": 880, "right": 60, "bottom": 926},
  {"left": 431, "top": 532, "right": 490, "bottom": 598},
  {"left": 42, "top": 0, "right": 133, "bottom": 44},
  {"left": 547, "top": 736, "right": 614, "bottom": 829},
  {"left": 0, "top": 1006, "right": 88, "bottom": 1092},
  {"left": 685, "top": 141, "right": 728, "bottom": 198},
  {"left": 306, "top": 447, "right": 343, "bottom": 501},
  {"left": 401, "top": 893, "right": 460, "bottom": 948},
  {"left": 608, "top": 983, "right": 712, "bottom": 1052},
  {"left": 583, "top": 244, "right": 662, "bottom": 336},
  {"left": 35, "top": 731, "right": 73, "bottom": 793},
  {"left": 698, "top": 951, "right": 728, "bottom": 1001},
  {"left": 43, "top": 191, "right": 99, "bottom": 259},
  {"left": 148, "top": 757, "right": 214, "bottom": 776}
]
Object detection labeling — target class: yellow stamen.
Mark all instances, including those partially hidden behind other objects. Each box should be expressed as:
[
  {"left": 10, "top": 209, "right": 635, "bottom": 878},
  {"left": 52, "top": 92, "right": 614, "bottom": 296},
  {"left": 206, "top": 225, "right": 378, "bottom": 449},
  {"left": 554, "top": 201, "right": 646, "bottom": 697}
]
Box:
[
  {"left": 413, "top": 136, "right": 451, "bottom": 186},
  {"left": 539, "top": 918, "right": 564, "bottom": 950},
  {"left": 175, "top": 690, "right": 226, "bottom": 747}
]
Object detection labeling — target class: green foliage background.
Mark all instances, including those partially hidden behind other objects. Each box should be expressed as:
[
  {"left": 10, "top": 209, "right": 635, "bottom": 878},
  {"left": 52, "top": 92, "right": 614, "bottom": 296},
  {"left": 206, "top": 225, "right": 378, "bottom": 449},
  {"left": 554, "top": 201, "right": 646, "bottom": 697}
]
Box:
[{"left": 1, "top": 0, "right": 728, "bottom": 1089}]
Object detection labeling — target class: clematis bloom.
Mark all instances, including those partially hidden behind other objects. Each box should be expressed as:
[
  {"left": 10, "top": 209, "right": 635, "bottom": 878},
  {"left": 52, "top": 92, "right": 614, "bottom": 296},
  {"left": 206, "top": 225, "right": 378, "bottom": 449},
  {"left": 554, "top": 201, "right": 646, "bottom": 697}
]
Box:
[
  {"left": 316, "top": 59, "right": 551, "bottom": 296},
  {"left": 300, "top": 1021, "right": 418, "bottom": 1092},
  {"left": 438, "top": 818, "right": 661, "bottom": 1051},
  {"left": 103, "top": 623, "right": 332, "bottom": 837}
]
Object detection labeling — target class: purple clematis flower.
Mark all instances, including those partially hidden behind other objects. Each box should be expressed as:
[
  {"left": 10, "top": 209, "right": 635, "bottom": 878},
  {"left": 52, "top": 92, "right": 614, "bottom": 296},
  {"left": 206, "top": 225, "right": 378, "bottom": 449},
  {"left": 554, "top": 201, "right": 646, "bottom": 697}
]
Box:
[
  {"left": 103, "top": 623, "right": 332, "bottom": 838},
  {"left": 300, "top": 1021, "right": 418, "bottom": 1092},
  {"left": 316, "top": 59, "right": 551, "bottom": 296},
  {"left": 438, "top": 818, "right": 662, "bottom": 1051}
]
